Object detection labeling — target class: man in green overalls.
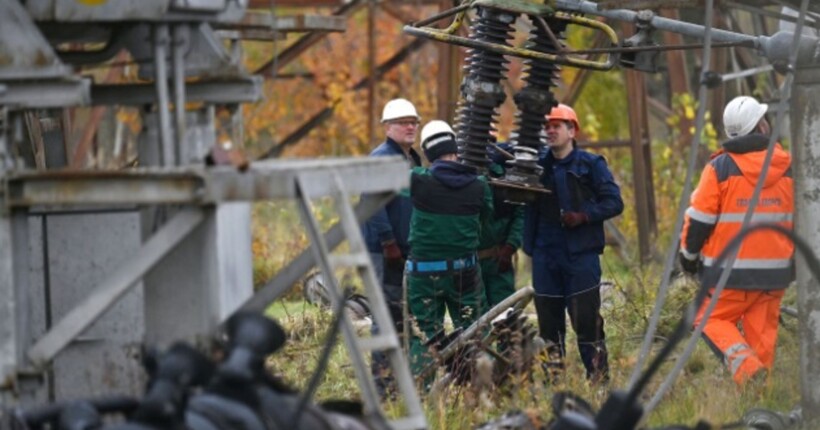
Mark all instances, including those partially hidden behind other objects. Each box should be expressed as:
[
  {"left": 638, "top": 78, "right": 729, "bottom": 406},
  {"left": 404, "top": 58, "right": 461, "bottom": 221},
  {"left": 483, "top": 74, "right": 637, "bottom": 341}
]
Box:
[
  {"left": 477, "top": 147, "right": 524, "bottom": 308},
  {"left": 405, "top": 120, "right": 493, "bottom": 382}
]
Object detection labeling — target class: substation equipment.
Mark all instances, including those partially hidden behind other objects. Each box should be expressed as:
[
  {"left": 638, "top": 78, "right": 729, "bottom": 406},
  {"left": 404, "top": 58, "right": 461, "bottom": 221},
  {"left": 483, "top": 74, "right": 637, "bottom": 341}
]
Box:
[
  {"left": 405, "top": 0, "right": 820, "bottom": 203},
  {"left": 0, "top": 1, "right": 426, "bottom": 427},
  {"left": 4, "top": 0, "right": 820, "bottom": 428}
]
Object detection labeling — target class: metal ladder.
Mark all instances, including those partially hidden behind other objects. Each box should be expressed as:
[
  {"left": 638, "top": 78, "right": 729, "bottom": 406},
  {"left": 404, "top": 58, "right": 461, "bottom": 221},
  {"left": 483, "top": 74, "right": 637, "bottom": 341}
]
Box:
[{"left": 294, "top": 172, "right": 427, "bottom": 430}]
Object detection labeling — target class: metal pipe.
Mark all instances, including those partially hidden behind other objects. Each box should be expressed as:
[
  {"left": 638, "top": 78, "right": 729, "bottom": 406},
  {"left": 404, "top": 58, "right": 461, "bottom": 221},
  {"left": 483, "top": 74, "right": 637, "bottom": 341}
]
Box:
[
  {"left": 153, "top": 24, "right": 175, "bottom": 167},
  {"left": 721, "top": 64, "right": 774, "bottom": 82},
  {"left": 554, "top": 0, "right": 759, "bottom": 45},
  {"left": 172, "top": 25, "right": 187, "bottom": 165}
]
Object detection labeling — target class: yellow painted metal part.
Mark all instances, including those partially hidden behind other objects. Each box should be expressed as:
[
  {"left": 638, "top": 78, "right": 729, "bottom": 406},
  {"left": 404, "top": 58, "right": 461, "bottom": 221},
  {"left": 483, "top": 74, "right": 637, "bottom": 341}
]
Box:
[{"left": 404, "top": 1, "right": 621, "bottom": 71}]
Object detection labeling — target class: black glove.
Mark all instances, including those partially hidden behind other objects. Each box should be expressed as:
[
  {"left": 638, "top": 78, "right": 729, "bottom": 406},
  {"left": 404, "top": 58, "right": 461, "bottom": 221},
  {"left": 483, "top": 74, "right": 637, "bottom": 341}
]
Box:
[{"left": 678, "top": 252, "right": 701, "bottom": 275}]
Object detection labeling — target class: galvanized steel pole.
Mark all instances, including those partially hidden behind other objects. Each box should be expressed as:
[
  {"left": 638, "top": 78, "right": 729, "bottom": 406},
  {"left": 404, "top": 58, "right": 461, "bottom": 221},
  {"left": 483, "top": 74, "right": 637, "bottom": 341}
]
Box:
[{"left": 792, "top": 66, "right": 820, "bottom": 425}]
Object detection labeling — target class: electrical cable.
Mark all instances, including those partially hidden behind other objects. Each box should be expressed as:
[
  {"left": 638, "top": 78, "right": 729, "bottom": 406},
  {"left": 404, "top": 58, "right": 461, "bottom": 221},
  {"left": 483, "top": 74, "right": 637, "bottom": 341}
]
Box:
[
  {"left": 643, "top": 0, "right": 810, "bottom": 414},
  {"left": 627, "top": 0, "right": 718, "bottom": 391},
  {"left": 288, "top": 286, "right": 348, "bottom": 428}
]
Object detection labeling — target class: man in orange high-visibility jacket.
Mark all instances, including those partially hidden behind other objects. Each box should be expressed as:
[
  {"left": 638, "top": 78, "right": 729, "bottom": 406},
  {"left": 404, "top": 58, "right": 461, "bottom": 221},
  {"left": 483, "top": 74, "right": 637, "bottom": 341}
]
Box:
[{"left": 680, "top": 95, "right": 794, "bottom": 385}]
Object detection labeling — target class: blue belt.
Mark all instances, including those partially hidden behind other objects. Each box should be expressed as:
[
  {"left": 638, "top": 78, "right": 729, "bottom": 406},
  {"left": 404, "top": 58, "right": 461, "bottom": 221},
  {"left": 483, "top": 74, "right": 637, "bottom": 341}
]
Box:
[{"left": 406, "top": 254, "right": 477, "bottom": 273}]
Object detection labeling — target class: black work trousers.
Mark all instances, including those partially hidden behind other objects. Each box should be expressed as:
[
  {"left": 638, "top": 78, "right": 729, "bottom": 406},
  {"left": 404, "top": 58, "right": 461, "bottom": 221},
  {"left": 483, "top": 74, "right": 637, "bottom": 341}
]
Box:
[{"left": 533, "top": 287, "right": 609, "bottom": 382}]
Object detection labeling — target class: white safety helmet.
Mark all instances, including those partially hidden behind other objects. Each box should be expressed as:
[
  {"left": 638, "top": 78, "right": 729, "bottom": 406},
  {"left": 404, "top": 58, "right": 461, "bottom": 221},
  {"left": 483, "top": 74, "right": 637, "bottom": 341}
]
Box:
[
  {"left": 420, "top": 120, "right": 455, "bottom": 144},
  {"left": 381, "top": 98, "right": 420, "bottom": 123},
  {"left": 723, "top": 96, "right": 768, "bottom": 138}
]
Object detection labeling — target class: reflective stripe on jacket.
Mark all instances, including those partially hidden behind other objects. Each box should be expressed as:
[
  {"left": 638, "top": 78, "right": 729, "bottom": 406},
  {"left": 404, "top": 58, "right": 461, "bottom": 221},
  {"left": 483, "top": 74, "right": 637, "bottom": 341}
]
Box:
[{"left": 681, "top": 134, "right": 794, "bottom": 290}]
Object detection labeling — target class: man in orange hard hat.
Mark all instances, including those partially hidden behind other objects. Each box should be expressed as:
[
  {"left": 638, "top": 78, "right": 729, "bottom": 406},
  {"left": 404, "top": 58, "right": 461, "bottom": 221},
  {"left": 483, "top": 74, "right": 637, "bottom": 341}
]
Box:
[
  {"left": 681, "top": 95, "right": 794, "bottom": 385},
  {"left": 522, "top": 103, "right": 624, "bottom": 383}
]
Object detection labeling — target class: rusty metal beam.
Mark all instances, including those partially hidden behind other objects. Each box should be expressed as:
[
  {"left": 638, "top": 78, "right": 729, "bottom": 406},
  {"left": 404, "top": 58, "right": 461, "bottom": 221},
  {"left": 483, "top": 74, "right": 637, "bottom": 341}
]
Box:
[
  {"left": 367, "top": 0, "right": 376, "bottom": 147},
  {"left": 709, "top": 7, "right": 728, "bottom": 135},
  {"left": 215, "top": 12, "right": 346, "bottom": 36},
  {"left": 625, "top": 68, "right": 654, "bottom": 264},
  {"left": 380, "top": 1, "right": 420, "bottom": 24},
  {"left": 660, "top": 8, "right": 692, "bottom": 151},
  {"left": 258, "top": 38, "right": 428, "bottom": 159},
  {"left": 254, "top": 0, "right": 366, "bottom": 76},
  {"left": 622, "top": 23, "right": 655, "bottom": 263},
  {"left": 436, "top": 0, "right": 460, "bottom": 123}
]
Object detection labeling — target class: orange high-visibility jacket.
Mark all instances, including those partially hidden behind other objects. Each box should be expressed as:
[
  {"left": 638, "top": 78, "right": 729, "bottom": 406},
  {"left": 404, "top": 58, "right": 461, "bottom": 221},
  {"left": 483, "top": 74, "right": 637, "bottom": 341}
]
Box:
[{"left": 681, "top": 134, "right": 794, "bottom": 289}]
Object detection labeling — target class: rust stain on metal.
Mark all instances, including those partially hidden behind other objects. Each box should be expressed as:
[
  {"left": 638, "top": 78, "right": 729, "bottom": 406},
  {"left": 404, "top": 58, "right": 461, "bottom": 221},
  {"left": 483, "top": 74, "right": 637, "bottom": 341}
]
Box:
[{"left": 596, "top": 0, "right": 696, "bottom": 9}]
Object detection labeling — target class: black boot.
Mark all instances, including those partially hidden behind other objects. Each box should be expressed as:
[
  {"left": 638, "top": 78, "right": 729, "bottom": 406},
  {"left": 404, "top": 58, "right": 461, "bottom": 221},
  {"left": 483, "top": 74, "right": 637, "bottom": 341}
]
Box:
[{"left": 579, "top": 340, "right": 609, "bottom": 384}]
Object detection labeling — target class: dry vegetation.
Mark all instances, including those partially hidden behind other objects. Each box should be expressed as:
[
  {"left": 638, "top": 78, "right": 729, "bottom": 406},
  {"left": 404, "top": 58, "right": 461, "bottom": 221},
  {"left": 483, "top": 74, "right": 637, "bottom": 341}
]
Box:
[{"left": 253, "top": 202, "right": 801, "bottom": 429}]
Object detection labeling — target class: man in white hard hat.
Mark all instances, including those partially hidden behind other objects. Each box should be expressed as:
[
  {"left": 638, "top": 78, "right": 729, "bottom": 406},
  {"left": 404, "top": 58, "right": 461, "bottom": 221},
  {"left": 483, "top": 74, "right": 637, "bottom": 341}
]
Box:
[
  {"left": 361, "top": 98, "right": 422, "bottom": 397},
  {"left": 681, "top": 95, "right": 794, "bottom": 385}
]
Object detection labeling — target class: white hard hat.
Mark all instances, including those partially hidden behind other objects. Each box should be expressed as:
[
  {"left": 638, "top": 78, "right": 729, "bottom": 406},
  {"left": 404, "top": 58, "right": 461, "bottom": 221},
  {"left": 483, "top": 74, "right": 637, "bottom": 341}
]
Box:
[
  {"left": 420, "top": 120, "right": 455, "bottom": 144},
  {"left": 723, "top": 96, "right": 768, "bottom": 138},
  {"left": 381, "top": 98, "right": 420, "bottom": 123}
]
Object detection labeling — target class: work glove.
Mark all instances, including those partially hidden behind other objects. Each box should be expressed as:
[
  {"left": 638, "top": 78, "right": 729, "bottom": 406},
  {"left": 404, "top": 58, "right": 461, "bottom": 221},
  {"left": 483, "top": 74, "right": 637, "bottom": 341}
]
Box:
[
  {"left": 382, "top": 240, "right": 404, "bottom": 271},
  {"left": 678, "top": 251, "right": 701, "bottom": 275},
  {"left": 561, "top": 211, "right": 589, "bottom": 228},
  {"left": 496, "top": 243, "right": 517, "bottom": 273}
]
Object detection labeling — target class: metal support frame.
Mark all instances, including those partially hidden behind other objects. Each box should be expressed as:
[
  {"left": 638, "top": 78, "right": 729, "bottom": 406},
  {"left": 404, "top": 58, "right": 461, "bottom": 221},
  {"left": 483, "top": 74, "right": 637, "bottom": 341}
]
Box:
[
  {"left": 153, "top": 24, "right": 176, "bottom": 167},
  {"left": 622, "top": 23, "right": 657, "bottom": 263},
  {"left": 293, "top": 172, "right": 424, "bottom": 430},
  {"left": 0, "top": 210, "right": 30, "bottom": 394},
  {"left": 172, "top": 25, "right": 187, "bottom": 166},
  {"left": 4, "top": 157, "right": 409, "bottom": 208},
  {"left": 0, "top": 80, "right": 91, "bottom": 111},
  {"left": 0, "top": 0, "right": 73, "bottom": 81},
  {"left": 90, "top": 78, "right": 263, "bottom": 106},
  {"left": 26, "top": 209, "right": 205, "bottom": 365},
  {"left": 436, "top": 0, "right": 460, "bottom": 124}
]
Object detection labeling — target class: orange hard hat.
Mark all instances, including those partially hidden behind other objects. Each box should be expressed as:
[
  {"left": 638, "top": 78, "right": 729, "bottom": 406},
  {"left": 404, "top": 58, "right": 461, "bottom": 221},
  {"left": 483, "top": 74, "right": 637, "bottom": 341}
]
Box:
[{"left": 546, "top": 104, "right": 580, "bottom": 131}]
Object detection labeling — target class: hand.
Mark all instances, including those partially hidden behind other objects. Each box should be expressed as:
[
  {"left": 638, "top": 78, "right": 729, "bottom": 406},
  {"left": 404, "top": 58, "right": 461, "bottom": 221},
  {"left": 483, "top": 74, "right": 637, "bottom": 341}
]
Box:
[
  {"left": 382, "top": 240, "right": 402, "bottom": 260},
  {"left": 561, "top": 211, "right": 589, "bottom": 228},
  {"left": 678, "top": 252, "right": 701, "bottom": 275},
  {"left": 496, "top": 244, "right": 517, "bottom": 273},
  {"left": 382, "top": 240, "right": 403, "bottom": 269}
]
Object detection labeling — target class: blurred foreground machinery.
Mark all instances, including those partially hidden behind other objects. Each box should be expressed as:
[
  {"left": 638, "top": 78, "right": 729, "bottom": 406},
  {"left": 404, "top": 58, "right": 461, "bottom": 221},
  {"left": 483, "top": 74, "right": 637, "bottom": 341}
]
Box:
[
  {"left": 4, "top": 313, "right": 382, "bottom": 430},
  {"left": 1, "top": 2, "right": 421, "bottom": 428}
]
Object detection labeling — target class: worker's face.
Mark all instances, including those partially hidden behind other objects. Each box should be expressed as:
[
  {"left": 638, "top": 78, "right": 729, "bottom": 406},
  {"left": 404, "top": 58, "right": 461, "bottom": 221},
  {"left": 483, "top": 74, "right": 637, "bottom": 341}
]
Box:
[
  {"left": 545, "top": 120, "right": 575, "bottom": 150},
  {"left": 384, "top": 117, "right": 420, "bottom": 148}
]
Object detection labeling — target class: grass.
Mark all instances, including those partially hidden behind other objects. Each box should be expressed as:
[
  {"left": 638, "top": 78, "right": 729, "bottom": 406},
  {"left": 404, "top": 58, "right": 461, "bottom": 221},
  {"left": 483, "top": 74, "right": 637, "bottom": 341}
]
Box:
[{"left": 252, "top": 201, "right": 803, "bottom": 429}]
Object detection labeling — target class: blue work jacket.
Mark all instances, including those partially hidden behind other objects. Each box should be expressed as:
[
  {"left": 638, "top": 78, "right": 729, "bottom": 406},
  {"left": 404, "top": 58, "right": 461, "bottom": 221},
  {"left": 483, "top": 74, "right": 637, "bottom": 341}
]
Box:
[
  {"left": 362, "top": 138, "right": 422, "bottom": 255},
  {"left": 523, "top": 147, "right": 623, "bottom": 256}
]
